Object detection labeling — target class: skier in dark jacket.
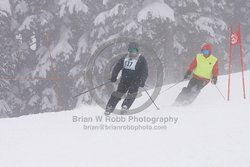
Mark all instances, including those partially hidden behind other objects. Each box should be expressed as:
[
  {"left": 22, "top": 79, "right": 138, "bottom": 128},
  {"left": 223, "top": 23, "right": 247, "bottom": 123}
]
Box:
[
  {"left": 174, "top": 43, "right": 219, "bottom": 106},
  {"left": 105, "top": 42, "right": 148, "bottom": 115}
]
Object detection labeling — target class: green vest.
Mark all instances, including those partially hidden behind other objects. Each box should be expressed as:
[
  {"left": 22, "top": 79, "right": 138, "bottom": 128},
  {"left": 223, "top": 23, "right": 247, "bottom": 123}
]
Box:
[{"left": 193, "top": 54, "right": 217, "bottom": 79}]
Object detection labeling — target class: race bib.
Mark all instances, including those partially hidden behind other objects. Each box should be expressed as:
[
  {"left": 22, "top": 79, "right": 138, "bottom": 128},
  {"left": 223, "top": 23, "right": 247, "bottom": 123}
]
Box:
[{"left": 123, "top": 56, "right": 139, "bottom": 70}]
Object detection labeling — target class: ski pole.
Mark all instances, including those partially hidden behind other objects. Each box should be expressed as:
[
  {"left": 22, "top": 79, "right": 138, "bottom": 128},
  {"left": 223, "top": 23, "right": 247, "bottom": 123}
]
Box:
[
  {"left": 160, "top": 79, "right": 185, "bottom": 94},
  {"left": 142, "top": 87, "right": 160, "bottom": 110},
  {"left": 214, "top": 85, "right": 226, "bottom": 101},
  {"left": 73, "top": 81, "right": 111, "bottom": 98}
]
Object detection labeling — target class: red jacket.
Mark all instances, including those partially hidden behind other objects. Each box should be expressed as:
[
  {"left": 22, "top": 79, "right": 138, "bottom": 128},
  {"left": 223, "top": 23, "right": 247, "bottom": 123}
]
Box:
[{"left": 188, "top": 56, "right": 219, "bottom": 81}]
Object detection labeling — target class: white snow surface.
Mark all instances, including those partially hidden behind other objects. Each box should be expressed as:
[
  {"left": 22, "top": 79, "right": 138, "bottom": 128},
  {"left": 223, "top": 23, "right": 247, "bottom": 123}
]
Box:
[{"left": 0, "top": 71, "right": 250, "bottom": 167}]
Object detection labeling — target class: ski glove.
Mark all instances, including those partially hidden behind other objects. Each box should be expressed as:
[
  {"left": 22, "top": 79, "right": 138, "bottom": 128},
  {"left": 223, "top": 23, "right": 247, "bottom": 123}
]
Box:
[
  {"left": 111, "top": 77, "right": 117, "bottom": 83},
  {"left": 211, "top": 76, "right": 217, "bottom": 85},
  {"left": 184, "top": 71, "right": 192, "bottom": 79}
]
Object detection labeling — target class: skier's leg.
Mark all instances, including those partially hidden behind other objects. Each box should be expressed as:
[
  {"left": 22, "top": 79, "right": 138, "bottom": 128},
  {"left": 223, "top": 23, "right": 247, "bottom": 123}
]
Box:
[
  {"left": 187, "top": 89, "right": 201, "bottom": 104},
  {"left": 121, "top": 85, "right": 140, "bottom": 109},
  {"left": 187, "top": 79, "right": 209, "bottom": 104},
  {"left": 197, "top": 79, "right": 209, "bottom": 90},
  {"left": 186, "top": 77, "right": 199, "bottom": 89},
  {"left": 174, "top": 78, "right": 196, "bottom": 104},
  {"left": 174, "top": 87, "right": 189, "bottom": 104},
  {"left": 174, "top": 78, "right": 199, "bottom": 105},
  {"left": 105, "top": 82, "right": 129, "bottom": 114}
]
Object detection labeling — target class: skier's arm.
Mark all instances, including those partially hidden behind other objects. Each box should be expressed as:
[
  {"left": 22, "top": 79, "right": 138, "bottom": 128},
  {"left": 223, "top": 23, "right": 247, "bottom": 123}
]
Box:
[
  {"left": 187, "top": 57, "right": 197, "bottom": 72},
  {"left": 212, "top": 60, "right": 219, "bottom": 77},
  {"left": 111, "top": 58, "right": 124, "bottom": 81},
  {"left": 140, "top": 57, "right": 148, "bottom": 86}
]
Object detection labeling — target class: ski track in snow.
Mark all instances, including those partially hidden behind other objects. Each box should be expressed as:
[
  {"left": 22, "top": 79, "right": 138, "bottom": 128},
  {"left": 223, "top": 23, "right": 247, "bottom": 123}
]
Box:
[{"left": 0, "top": 71, "right": 250, "bottom": 167}]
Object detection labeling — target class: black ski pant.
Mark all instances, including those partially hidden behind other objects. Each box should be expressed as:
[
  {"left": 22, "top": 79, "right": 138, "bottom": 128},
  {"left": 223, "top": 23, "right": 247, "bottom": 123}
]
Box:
[
  {"left": 175, "top": 77, "right": 209, "bottom": 104},
  {"left": 106, "top": 80, "right": 140, "bottom": 112}
]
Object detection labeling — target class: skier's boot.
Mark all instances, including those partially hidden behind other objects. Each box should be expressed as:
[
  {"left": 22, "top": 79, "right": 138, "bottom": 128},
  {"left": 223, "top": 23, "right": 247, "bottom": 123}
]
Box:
[
  {"left": 104, "top": 105, "right": 114, "bottom": 116},
  {"left": 120, "top": 105, "right": 128, "bottom": 115}
]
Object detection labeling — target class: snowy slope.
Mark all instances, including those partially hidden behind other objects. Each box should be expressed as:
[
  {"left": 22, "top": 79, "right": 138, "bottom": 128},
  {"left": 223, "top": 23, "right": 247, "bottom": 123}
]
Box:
[{"left": 0, "top": 71, "right": 250, "bottom": 167}]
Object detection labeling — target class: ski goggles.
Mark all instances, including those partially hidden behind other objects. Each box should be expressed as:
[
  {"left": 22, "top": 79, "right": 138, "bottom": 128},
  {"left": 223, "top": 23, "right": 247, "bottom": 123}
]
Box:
[
  {"left": 202, "top": 50, "right": 210, "bottom": 55},
  {"left": 128, "top": 48, "right": 138, "bottom": 53}
]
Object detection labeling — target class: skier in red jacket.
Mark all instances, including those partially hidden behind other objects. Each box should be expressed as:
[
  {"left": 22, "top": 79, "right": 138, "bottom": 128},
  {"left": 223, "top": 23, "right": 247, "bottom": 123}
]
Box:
[{"left": 174, "top": 43, "right": 219, "bottom": 106}]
